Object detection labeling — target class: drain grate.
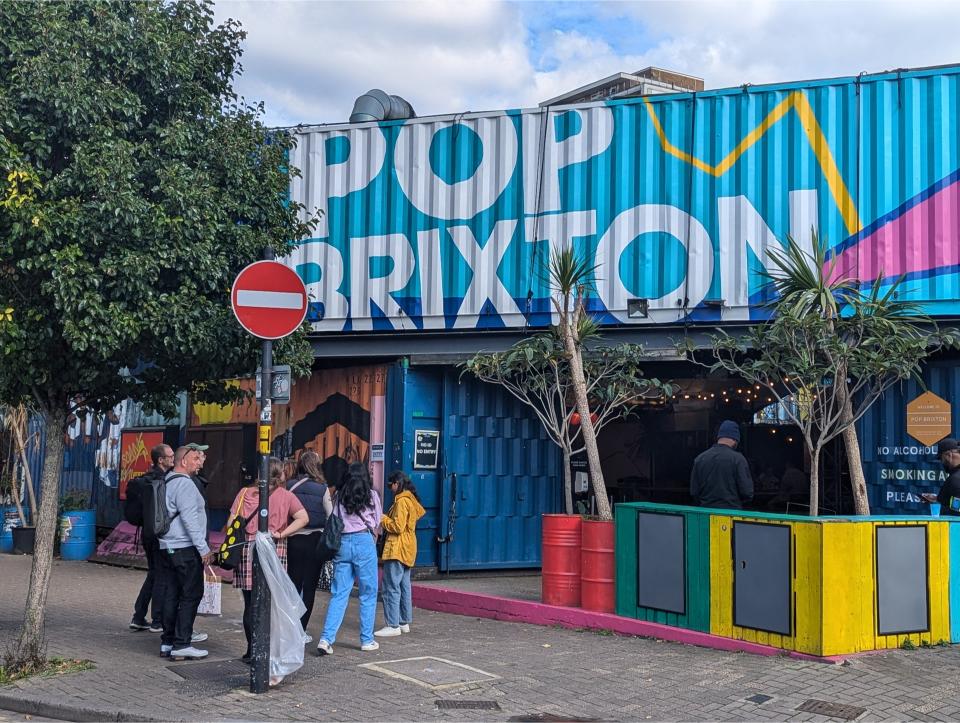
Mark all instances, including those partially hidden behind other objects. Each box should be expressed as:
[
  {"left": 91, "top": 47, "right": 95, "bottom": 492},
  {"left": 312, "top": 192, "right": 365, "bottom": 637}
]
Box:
[
  {"left": 796, "top": 699, "right": 866, "bottom": 720},
  {"left": 166, "top": 658, "right": 249, "bottom": 681},
  {"left": 746, "top": 694, "right": 773, "bottom": 704},
  {"left": 436, "top": 700, "right": 501, "bottom": 710}
]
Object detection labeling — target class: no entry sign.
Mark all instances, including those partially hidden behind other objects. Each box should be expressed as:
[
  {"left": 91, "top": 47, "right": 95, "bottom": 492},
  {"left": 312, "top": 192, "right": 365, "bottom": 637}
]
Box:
[{"left": 231, "top": 261, "right": 308, "bottom": 340}]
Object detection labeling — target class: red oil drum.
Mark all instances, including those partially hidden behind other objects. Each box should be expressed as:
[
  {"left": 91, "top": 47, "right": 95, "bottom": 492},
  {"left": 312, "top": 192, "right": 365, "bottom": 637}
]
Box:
[
  {"left": 541, "top": 514, "right": 582, "bottom": 607},
  {"left": 581, "top": 519, "right": 615, "bottom": 613}
]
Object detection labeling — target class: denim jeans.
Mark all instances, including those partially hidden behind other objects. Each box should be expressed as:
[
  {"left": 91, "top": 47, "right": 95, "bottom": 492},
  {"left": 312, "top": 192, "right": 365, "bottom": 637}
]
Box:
[
  {"left": 320, "top": 532, "right": 378, "bottom": 646},
  {"left": 381, "top": 559, "right": 412, "bottom": 628}
]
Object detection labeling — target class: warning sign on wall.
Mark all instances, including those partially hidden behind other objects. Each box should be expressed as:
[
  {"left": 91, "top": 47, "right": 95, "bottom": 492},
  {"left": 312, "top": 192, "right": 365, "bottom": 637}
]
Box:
[{"left": 906, "top": 391, "right": 952, "bottom": 446}]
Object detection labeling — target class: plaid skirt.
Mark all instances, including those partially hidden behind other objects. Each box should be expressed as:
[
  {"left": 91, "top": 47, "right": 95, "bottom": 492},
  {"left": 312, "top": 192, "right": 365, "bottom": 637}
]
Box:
[{"left": 233, "top": 537, "right": 288, "bottom": 591}]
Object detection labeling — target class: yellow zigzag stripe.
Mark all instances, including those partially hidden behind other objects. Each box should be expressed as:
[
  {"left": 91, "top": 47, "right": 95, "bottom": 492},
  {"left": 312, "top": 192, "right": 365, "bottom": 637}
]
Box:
[{"left": 643, "top": 91, "right": 863, "bottom": 235}]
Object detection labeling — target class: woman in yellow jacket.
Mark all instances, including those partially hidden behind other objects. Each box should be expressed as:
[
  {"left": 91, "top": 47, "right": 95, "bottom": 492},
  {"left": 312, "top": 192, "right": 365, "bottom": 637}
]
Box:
[{"left": 374, "top": 470, "right": 426, "bottom": 637}]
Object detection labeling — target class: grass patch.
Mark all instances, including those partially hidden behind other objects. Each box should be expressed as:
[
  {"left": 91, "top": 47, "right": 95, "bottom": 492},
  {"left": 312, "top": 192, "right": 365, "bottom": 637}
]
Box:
[{"left": 0, "top": 656, "right": 94, "bottom": 685}]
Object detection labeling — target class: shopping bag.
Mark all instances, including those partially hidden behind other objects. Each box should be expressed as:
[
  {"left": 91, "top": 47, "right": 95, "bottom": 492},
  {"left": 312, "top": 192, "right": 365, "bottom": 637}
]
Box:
[
  {"left": 254, "top": 532, "right": 308, "bottom": 685},
  {"left": 197, "top": 566, "right": 222, "bottom": 616}
]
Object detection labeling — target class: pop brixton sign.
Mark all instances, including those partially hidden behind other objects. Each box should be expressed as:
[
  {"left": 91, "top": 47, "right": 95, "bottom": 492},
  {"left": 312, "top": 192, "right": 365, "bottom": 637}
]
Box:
[{"left": 284, "top": 67, "right": 960, "bottom": 333}]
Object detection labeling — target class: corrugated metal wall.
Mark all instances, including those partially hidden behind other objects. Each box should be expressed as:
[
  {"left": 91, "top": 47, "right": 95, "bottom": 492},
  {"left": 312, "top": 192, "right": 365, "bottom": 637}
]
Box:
[
  {"left": 10, "top": 400, "right": 182, "bottom": 528},
  {"left": 858, "top": 359, "right": 960, "bottom": 515},
  {"left": 285, "top": 65, "right": 960, "bottom": 333}
]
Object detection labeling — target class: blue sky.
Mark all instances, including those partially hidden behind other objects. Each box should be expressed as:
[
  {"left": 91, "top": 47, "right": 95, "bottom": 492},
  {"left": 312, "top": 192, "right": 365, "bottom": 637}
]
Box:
[{"left": 213, "top": 0, "right": 960, "bottom": 128}]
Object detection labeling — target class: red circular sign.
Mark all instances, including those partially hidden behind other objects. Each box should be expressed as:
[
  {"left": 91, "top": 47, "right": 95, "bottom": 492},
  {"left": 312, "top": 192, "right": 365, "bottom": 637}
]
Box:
[{"left": 231, "top": 261, "right": 308, "bottom": 339}]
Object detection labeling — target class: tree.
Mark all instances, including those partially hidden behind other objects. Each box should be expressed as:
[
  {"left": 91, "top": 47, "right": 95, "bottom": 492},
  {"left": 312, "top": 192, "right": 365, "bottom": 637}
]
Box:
[
  {"left": 0, "top": 1, "right": 316, "bottom": 666},
  {"left": 464, "top": 332, "right": 671, "bottom": 514},
  {"left": 549, "top": 248, "right": 613, "bottom": 519},
  {"left": 691, "top": 278, "right": 957, "bottom": 515},
  {"left": 762, "top": 233, "right": 870, "bottom": 514}
]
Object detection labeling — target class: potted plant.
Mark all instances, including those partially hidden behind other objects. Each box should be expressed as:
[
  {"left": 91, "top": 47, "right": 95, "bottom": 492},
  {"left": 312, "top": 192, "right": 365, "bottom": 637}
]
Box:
[
  {"left": 59, "top": 490, "right": 96, "bottom": 561},
  {"left": 0, "top": 473, "right": 17, "bottom": 553},
  {"left": 3, "top": 404, "right": 38, "bottom": 554}
]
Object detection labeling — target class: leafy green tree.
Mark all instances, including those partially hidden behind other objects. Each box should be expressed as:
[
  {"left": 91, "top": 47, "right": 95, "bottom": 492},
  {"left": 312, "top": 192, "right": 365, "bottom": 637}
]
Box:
[
  {"left": 465, "top": 332, "right": 671, "bottom": 514},
  {"left": 0, "top": 0, "right": 315, "bottom": 664}
]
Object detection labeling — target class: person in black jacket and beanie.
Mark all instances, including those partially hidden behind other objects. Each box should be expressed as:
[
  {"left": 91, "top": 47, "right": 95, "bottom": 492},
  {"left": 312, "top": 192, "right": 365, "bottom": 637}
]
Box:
[
  {"left": 285, "top": 450, "right": 333, "bottom": 631},
  {"left": 690, "top": 420, "right": 754, "bottom": 510},
  {"left": 126, "top": 443, "right": 174, "bottom": 632}
]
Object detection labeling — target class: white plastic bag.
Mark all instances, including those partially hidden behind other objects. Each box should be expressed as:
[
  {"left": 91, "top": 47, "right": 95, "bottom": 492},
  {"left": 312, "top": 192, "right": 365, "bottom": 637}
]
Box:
[
  {"left": 254, "top": 532, "right": 308, "bottom": 684},
  {"left": 197, "top": 566, "right": 221, "bottom": 616}
]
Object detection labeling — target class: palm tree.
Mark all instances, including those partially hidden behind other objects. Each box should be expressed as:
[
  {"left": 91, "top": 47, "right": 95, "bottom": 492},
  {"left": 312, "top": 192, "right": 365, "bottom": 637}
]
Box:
[
  {"left": 763, "top": 231, "right": 870, "bottom": 515},
  {"left": 548, "top": 247, "right": 612, "bottom": 520}
]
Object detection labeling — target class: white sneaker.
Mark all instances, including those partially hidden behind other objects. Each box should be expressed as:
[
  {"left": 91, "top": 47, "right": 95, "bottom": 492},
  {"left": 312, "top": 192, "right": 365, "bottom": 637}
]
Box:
[
  {"left": 160, "top": 645, "right": 172, "bottom": 658},
  {"left": 170, "top": 646, "right": 208, "bottom": 660},
  {"left": 374, "top": 626, "right": 401, "bottom": 638},
  {"left": 399, "top": 624, "right": 411, "bottom": 633},
  {"left": 191, "top": 632, "right": 208, "bottom": 643},
  {"left": 360, "top": 640, "right": 380, "bottom": 651},
  {"left": 316, "top": 639, "right": 333, "bottom": 656},
  {"left": 304, "top": 634, "right": 313, "bottom": 644}
]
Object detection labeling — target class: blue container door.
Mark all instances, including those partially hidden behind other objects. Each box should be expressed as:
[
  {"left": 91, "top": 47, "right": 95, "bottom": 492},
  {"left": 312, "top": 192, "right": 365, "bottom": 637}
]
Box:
[
  {"left": 390, "top": 365, "right": 444, "bottom": 569},
  {"left": 439, "top": 370, "right": 561, "bottom": 571}
]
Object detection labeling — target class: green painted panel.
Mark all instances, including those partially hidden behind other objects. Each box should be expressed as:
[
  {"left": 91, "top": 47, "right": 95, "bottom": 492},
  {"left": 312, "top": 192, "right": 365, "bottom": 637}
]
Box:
[{"left": 615, "top": 504, "right": 712, "bottom": 632}]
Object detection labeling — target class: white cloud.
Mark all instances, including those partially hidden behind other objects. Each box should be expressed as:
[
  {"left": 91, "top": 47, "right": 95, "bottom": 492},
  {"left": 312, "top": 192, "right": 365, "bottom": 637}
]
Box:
[{"left": 214, "top": 0, "right": 960, "bottom": 126}]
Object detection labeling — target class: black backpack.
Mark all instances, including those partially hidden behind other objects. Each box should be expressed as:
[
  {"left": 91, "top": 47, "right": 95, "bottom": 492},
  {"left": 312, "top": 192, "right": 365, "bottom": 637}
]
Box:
[
  {"left": 123, "top": 474, "right": 150, "bottom": 527},
  {"left": 142, "top": 473, "right": 189, "bottom": 543},
  {"left": 316, "top": 505, "right": 343, "bottom": 562}
]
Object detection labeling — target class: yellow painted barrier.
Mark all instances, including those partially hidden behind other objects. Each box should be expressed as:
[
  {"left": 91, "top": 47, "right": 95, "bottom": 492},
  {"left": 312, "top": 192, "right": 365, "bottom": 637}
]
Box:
[{"left": 706, "top": 513, "right": 952, "bottom": 656}]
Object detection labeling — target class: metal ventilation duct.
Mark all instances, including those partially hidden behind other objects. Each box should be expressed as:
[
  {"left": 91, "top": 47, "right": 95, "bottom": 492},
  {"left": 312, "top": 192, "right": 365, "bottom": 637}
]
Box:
[{"left": 349, "top": 89, "right": 416, "bottom": 123}]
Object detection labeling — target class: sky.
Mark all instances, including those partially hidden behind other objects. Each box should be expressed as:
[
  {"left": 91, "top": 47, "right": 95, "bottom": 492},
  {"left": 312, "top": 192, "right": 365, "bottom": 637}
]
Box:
[{"left": 212, "top": 0, "right": 960, "bottom": 128}]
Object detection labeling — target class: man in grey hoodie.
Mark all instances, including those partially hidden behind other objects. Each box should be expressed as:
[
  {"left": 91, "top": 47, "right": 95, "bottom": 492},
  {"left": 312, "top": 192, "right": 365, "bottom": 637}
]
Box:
[{"left": 157, "top": 443, "right": 212, "bottom": 659}]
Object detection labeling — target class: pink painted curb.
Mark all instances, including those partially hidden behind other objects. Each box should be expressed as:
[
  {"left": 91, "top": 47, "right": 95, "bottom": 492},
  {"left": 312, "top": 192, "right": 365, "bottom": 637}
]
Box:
[{"left": 412, "top": 583, "right": 851, "bottom": 664}]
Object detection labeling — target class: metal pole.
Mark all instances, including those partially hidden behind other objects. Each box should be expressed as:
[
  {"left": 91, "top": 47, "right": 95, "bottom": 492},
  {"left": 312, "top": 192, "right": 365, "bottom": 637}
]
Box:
[{"left": 251, "top": 249, "right": 274, "bottom": 695}]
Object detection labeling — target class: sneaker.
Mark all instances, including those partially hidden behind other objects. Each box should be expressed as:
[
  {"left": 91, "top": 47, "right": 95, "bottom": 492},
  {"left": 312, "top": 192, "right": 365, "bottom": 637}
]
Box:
[
  {"left": 399, "top": 624, "right": 411, "bottom": 633},
  {"left": 304, "top": 634, "right": 313, "bottom": 644},
  {"left": 374, "top": 626, "right": 401, "bottom": 638},
  {"left": 149, "top": 623, "right": 163, "bottom": 633},
  {"left": 360, "top": 641, "right": 380, "bottom": 651},
  {"left": 160, "top": 645, "right": 172, "bottom": 658},
  {"left": 170, "top": 646, "right": 208, "bottom": 660},
  {"left": 316, "top": 639, "right": 333, "bottom": 656},
  {"left": 190, "top": 632, "right": 208, "bottom": 643},
  {"left": 129, "top": 618, "right": 150, "bottom": 631}
]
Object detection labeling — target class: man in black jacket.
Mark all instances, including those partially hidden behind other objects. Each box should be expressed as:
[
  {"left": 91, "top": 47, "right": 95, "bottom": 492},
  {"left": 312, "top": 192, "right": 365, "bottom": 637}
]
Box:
[
  {"left": 922, "top": 437, "right": 960, "bottom": 516},
  {"left": 127, "top": 443, "right": 174, "bottom": 631},
  {"left": 690, "top": 420, "right": 754, "bottom": 510}
]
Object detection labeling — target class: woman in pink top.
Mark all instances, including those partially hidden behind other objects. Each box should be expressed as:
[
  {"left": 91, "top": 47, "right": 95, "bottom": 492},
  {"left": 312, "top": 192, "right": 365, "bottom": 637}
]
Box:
[{"left": 228, "top": 457, "right": 308, "bottom": 663}]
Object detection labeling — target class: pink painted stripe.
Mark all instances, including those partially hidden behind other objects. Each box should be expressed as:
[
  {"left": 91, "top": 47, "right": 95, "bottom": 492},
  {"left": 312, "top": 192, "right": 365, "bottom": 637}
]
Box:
[
  {"left": 412, "top": 583, "right": 861, "bottom": 664},
  {"left": 829, "top": 176, "right": 960, "bottom": 283}
]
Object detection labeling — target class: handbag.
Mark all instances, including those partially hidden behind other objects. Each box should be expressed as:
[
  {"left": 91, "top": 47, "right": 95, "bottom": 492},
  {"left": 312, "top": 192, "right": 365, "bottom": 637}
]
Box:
[
  {"left": 316, "top": 503, "right": 343, "bottom": 562},
  {"left": 197, "top": 566, "right": 222, "bottom": 616},
  {"left": 376, "top": 531, "right": 387, "bottom": 559},
  {"left": 217, "top": 489, "right": 257, "bottom": 570}
]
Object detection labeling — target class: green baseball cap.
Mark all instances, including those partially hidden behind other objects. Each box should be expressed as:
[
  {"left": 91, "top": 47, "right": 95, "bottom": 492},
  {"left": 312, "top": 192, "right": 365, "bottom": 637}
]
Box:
[{"left": 185, "top": 442, "right": 209, "bottom": 451}]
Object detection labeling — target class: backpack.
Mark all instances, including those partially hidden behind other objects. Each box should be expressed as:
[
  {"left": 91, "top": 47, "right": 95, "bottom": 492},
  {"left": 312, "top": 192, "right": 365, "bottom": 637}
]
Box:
[
  {"left": 123, "top": 474, "right": 150, "bottom": 527},
  {"left": 143, "top": 473, "right": 189, "bottom": 543},
  {"left": 316, "top": 504, "right": 343, "bottom": 563}
]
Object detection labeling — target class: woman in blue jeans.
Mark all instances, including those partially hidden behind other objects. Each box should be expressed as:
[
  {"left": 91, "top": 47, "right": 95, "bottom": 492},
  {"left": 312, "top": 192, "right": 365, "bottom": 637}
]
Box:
[{"left": 317, "top": 462, "right": 382, "bottom": 654}]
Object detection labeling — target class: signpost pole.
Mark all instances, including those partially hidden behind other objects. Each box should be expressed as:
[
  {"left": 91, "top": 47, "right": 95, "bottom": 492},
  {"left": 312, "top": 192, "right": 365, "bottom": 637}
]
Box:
[
  {"left": 230, "top": 249, "right": 306, "bottom": 695},
  {"left": 250, "top": 251, "right": 274, "bottom": 695}
]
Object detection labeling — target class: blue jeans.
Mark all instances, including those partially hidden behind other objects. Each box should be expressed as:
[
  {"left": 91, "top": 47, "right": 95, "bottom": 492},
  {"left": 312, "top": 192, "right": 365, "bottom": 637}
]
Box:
[
  {"left": 381, "top": 560, "right": 412, "bottom": 628},
  {"left": 321, "top": 532, "right": 378, "bottom": 646}
]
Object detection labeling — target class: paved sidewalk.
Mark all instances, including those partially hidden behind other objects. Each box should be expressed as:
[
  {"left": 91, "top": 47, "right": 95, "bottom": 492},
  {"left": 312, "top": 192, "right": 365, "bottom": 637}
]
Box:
[{"left": 2, "top": 556, "right": 960, "bottom": 721}]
